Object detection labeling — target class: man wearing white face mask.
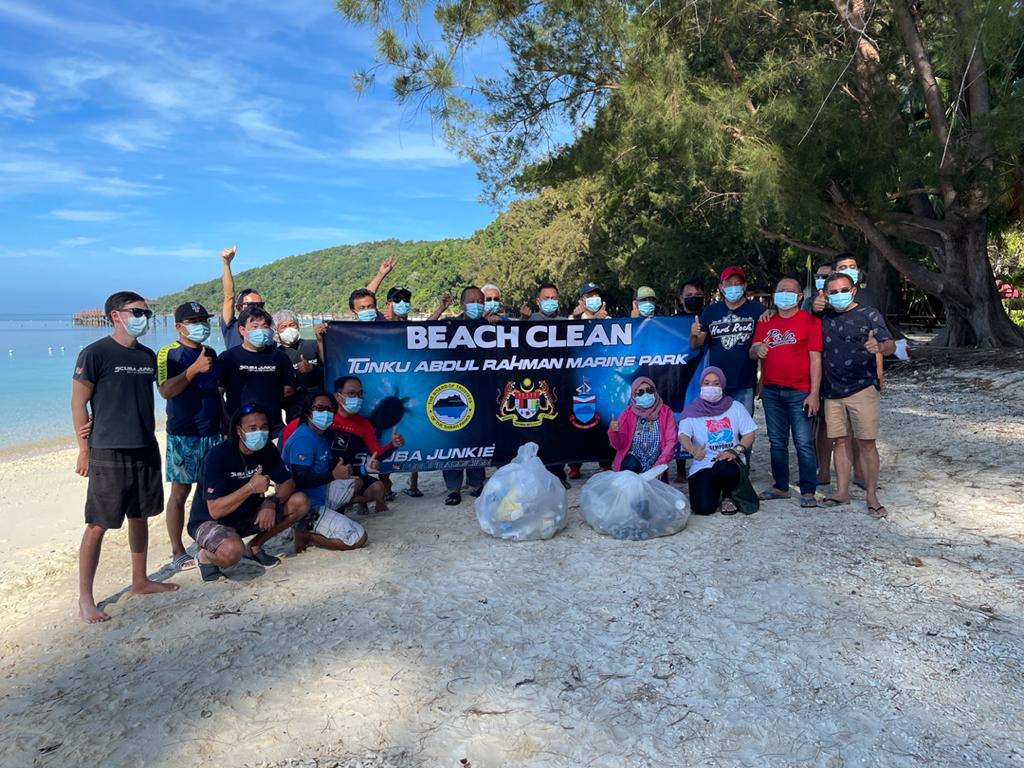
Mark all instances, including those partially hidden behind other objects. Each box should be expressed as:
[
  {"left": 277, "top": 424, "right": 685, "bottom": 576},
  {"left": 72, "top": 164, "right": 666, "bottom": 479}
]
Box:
[
  {"left": 273, "top": 309, "right": 322, "bottom": 423},
  {"left": 751, "top": 277, "right": 823, "bottom": 508},
  {"left": 72, "top": 291, "right": 174, "bottom": 624},
  {"left": 217, "top": 307, "right": 298, "bottom": 438},
  {"left": 157, "top": 302, "right": 222, "bottom": 570}
]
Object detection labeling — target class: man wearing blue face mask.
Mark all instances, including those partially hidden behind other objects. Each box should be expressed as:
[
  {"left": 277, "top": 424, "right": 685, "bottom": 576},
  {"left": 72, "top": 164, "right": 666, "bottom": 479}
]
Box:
[
  {"left": 482, "top": 283, "right": 509, "bottom": 321},
  {"left": 802, "top": 263, "right": 833, "bottom": 311},
  {"left": 384, "top": 286, "right": 413, "bottom": 320},
  {"left": 523, "top": 283, "right": 566, "bottom": 320},
  {"left": 811, "top": 253, "right": 882, "bottom": 314},
  {"left": 157, "top": 302, "right": 222, "bottom": 570},
  {"left": 819, "top": 273, "right": 895, "bottom": 518},
  {"left": 349, "top": 288, "right": 381, "bottom": 322},
  {"left": 217, "top": 307, "right": 298, "bottom": 438},
  {"left": 188, "top": 404, "right": 310, "bottom": 580},
  {"left": 630, "top": 286, "right": 659, "bottom": 318},
  {"left": 689, "top": 265, "right": 766, "bottom": 416},
  {"left": 572, "top": 282, "right": 610, "bottom": 319}
]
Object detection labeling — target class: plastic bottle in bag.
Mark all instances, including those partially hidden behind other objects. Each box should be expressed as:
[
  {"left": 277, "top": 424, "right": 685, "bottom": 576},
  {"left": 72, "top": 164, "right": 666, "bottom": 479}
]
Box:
[
  {"left": 474, "top": 443, "right": 568, "bottom": 541},
  {"left": 580, "top": 464, "right": 689, "bottom": 540}
]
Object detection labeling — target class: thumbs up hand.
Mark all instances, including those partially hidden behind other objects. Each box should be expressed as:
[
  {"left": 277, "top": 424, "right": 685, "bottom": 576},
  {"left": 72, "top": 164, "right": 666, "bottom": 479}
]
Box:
[
  {"left": 392, "top": 427, "right": 405, "bottom": 448},
  {"left": 813, "top": 290, "right": 827, "bottom": 313},
  {"left": 249, "top": 464, "right": 270, "bottom": 494},
  {"left": 609, "top": 412, "right": 620, "bottom": 432},
  {"left": 296, "top": 354, "right": 313, "bottom": 374},
  {"left": 755, "top": 343, "right": 769, "bottom": 360},
  {"left": 366, "top": 452, "right": 380, "bottom": 473},
  {"left": 332, "top": 457, "right": 353, "bottom": 480},
  {"left": 691, "top": 317, "right": 702, "bottom": 337},
  {"left": 864, "top": 329, "right": 881, "bottom": 354}
]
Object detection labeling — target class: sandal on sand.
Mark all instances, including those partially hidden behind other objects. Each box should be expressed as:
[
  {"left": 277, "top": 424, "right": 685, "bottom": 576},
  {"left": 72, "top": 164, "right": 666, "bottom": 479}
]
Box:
[
  {"left": 196, "top": 559, "right": 223, "bottom": 582},
  {"left": 384, "top": 491, "right": 397, "bottom": 502},
  {"left": 468, "top": 487, "right": 483, "bottom": 498},
  {"left": 868, "top": 504, "right": 888, "bottom": 519},
  {"left": 854, "top": 480, "right": 867, "bottom": 490},
  {"left": 799, "top": 494, "right": 818, "bottom": 508},
  {"left": 245, "top": 549, "right": 281, "bottom": 568},
  {"left": 445, "top": 492, "right": 462, "bottom": 506},
  {"left": 758, "top": 488, "right": 790, "bottom": 501},
  {"left": 819, "top": 497, "right": 849, "bottom": 508},
  {"left": 720, "top": 498, "right": 738, "bottom": 515},
  {"left": 402, "top": 488, "right": 423, "bottom": 498},
  {"left": 171, "top": 552, "right": 196, "bottom": 571}
]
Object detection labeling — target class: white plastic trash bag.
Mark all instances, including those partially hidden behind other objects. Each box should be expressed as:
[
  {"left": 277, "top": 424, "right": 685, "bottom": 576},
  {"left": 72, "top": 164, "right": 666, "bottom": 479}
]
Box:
[
  {"left": 580, "top": 465, "right": 689, "bottom": 540},
  {"left": 475, "top": 443, "right": 567, "bottom": 541}
]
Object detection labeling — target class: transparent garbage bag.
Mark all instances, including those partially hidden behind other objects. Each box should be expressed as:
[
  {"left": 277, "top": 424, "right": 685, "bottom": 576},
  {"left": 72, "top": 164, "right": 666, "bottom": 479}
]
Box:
[
  {"left": 580, "top": 464, "right": 689, "bottom": 540},
  {"left": 474, "top": 443, "right": 568, "bottom": 541}
]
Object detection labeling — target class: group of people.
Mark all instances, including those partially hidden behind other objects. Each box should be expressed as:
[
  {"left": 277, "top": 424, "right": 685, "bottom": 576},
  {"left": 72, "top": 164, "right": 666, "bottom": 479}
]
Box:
[{"left": 72, "top": 247, "right": 894, "bottom": 624}]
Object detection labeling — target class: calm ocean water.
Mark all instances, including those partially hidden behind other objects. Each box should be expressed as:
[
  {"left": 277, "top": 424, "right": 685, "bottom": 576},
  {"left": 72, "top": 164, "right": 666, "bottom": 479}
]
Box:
[{"left": 0, "top": 316, "right": 225, "bottom": 450}]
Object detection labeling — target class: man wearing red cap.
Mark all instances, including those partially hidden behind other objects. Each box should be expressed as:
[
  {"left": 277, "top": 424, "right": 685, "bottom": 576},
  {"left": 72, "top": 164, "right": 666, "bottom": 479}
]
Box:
[{"left": 688, "top": 265, "right": 765, "bottom": 417}]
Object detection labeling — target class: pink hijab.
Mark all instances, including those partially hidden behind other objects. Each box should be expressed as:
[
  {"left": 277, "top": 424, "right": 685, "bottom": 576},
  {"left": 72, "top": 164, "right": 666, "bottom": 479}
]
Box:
[{"left": 629, "top": 376, "right": 663, "bottom": 421}]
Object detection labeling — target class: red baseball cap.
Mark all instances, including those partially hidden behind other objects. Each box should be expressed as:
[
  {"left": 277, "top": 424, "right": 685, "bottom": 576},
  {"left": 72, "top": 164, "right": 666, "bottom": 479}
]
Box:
[{"left": 720, "top": 265, "right": 746, "bottom": 282}]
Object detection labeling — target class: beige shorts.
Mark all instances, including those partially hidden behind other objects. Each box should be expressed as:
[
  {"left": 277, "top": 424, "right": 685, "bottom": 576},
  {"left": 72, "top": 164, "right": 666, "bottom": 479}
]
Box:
[{"left": 825, "top": 386, "right": 880, "bottom": 440}]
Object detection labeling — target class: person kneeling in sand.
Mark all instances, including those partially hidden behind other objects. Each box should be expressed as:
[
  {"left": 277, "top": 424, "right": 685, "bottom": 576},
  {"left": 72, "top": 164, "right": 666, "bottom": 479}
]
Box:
[
  {"left": 187, "top": 404, "right": 309, "bottom": 581},
  {"left": 281, "top": 393, "right": 368, "bottom": 552}
]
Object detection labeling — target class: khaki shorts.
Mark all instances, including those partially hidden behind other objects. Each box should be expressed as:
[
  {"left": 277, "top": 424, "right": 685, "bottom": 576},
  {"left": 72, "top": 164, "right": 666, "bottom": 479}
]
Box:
[{"left": 825, "top": 386, "right": 880, "bottom": 440}]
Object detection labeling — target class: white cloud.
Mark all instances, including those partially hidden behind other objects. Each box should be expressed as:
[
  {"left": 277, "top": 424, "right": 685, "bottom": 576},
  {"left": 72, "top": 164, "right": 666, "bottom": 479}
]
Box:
[
  {"left": 346, "top": 132, "right": 464, "bottom": 167},
  {"left": 0, "top": 0, "right": 154, "bottom": 45},
  {"left": 61, "top": 236, "right": 100, "bottom": 246},
  {"left": 84, "top": 176, "right": 162, "bottom": 198},
  {"left": 232, "top": 109, "right": 326, "bottom": 159},
  {"left": 49, "top": 209, "right": 121, "bottom": 222},
  {"left": 90, "top": 119, "right": 169, "bottom": 152},
  {"left": 114, "top": 245, "right": 210, "bottom": 259},
  {"left": 0, "top": 84, "right": 35, "bottom": 118}
]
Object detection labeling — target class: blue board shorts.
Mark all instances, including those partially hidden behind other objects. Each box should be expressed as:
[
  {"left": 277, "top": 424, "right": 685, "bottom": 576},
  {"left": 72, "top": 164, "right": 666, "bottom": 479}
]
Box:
[{"left": 166, "top": 434, "right": 222, "bottom": 484}]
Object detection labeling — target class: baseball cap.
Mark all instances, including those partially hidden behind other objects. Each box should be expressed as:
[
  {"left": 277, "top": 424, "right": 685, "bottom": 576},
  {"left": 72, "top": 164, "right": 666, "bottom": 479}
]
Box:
[
  {"left": 578, "top": 281, "right": 601, "bottom": 298},
  {"left": 635, "top": 286, "right": 657, "bottom": 300},
  {"left": 174, "top": 301, "right": 212, "bottom": 323},
  {"left": 720, "top": 265, "right": 746, "bottom": 283},
  {"left": 386, "top": 286, "right": 412, "bottom": 302}
]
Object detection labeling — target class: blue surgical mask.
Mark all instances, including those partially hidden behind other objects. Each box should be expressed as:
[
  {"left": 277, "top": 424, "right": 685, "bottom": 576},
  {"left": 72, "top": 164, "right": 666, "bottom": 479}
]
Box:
[
  {"left": 242, "top": 430, "right": 269, "bottom": 451},
  {"left": 828, "top": 291, "right": 854, "bottom": 310},
  {"left": 247, "top": 328, "right": 271, "bottom": 348},
  {"left": 839, "top": 267, "right": 860, "bottom": 284},
  {"left": 637, "top": 301, "right": 655, "bottom": 317},
  {"left": 815, "top": 278, "right": 826, "bottom": 291},
  {"left": 722, "top": 285, "right": 745, "bottom": 302},
  {"left": 484, "top": 300, "right": 501, "bottom": 314},
  {"left": 634, "top": 392, "right": 656, "bottom": 409},
  {"left": 584, "top": 296, "right": 602, "bottom": 313},
  {"left": 344, "top": 396, "right": 363, "bottom": 413},
  {"left": 465, "top": 303, "right": 484, "bottom": 319},
  {"left": 121, "top": 315, "right": 149, "bottom": 338},
  {"left": 184, "top": 322, "right": 210, "bottom": 343},
  {"left": 539, "top": 298, "right": 559, "bottom": 315},
  {"left": 392, "top": 301, "right": 410, "bottom": 317},
  {"left": 357, "top": 309, "right": 377, "bottom": 322},
  {"left": 310, "top": 410, "right": 333, "bottom": 430},
  {"left": 773, "top": 291, "right": 799, "bottom": 310}
]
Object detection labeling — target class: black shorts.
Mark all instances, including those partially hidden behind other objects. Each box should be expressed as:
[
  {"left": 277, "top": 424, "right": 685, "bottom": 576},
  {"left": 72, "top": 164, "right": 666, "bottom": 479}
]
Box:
[{"left": 85, "top": 445, "right": 164, "bottom": 529}]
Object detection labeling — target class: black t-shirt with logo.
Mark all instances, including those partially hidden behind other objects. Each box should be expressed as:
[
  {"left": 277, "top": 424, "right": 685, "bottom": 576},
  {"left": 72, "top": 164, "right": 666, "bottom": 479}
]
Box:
[
  {"left": 280, "top": 338, "right": 323, "bottom": 422},
  {"left": 187, "top": 440, "right": 291, "bottom": 538},
  {"left": 217, "top": 345, "right": 298, "bottom": 429},
  {"left": 72, "top": 336, "right": 157, "bottom": 449},
  {"left": 157, "top": 341, "right": 221, "bottom": 436}
]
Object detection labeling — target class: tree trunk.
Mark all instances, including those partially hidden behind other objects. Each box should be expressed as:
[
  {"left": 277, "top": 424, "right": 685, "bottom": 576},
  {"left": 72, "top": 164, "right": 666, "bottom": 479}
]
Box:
[{"left": 934, "top": 217, "right": 1024, "bottom": 347}]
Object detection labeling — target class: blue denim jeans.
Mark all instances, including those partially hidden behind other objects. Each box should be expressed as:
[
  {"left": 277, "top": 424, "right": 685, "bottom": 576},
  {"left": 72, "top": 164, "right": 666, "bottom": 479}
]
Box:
[
  {"left": 760, "top": 384, "right": 817, "bottom": 495},
  {"left": 728, "top": 386, "right": 755, "bottom": 418}
]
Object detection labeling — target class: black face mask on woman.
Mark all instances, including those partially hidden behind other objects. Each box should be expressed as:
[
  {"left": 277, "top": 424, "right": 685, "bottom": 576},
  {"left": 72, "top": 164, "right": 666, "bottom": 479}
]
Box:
[{"left": 681, "top": 296, "right": 704, "bottom": 313}]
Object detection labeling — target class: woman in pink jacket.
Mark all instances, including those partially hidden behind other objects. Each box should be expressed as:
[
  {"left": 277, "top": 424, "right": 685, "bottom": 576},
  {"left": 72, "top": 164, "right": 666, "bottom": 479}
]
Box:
[{"left": 608, "top": 376, "right": 678, "bottom": 476}]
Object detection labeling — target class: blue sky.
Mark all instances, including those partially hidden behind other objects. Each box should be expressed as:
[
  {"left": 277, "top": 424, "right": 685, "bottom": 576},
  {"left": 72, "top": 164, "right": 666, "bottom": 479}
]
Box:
[{"left": 0, "top": 0, "right": 507, "bottom": 313}]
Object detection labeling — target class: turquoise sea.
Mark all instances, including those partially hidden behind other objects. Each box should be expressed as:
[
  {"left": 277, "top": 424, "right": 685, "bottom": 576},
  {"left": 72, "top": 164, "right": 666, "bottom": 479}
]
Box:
[{"left": 0, "top": 316, "right": 226, "bottom": 451}]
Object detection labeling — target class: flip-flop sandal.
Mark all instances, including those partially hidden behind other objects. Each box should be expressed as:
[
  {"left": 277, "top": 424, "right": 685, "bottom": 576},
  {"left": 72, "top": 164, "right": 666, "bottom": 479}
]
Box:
[
  {"left": 245, "top": 549, "right": 281, "bottom": 568},
  {"left": 402, "top": 488, "right": 424, "bottom": 498},
  {"left": 468, "top": 487, "right": 483, "bottom": 498},
  {"left": 196, "top": 558, "right": 223, "bottom": 582},
  {"left": 819, "top": 497, "right": 849, "bottom": 508},
  {"left": 384, "top": 491, "right": 397, "bottom": 502},
  {"left": 444, "top": 492, "right": 462, "bottom": 506},
  {"left": 720, "top": 499, "right": 738, "bottom": 515},
  {"left": 854, "top": 480, "right": 867, "bottom": 490},
  {"left": 816, "top": 480, "right": 832, "bottom": 487},
  {"left": 799, "top": 495, "right": 818, "bottom": 508},
  {"left": 868, "top": 505, "right": 888, "bottom": 519},
  {"left": 758, "top": 488, "right": 791, "bottom": 501},
  {"left": 171, "top": 552, "right": 196, "bottom": 571}
]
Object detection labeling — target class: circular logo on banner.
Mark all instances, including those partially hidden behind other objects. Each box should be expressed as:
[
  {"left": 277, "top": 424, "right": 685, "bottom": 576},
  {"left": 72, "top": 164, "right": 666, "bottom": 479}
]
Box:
[{"left": 426, "top": 383, "right": 475, "bottom": 431}]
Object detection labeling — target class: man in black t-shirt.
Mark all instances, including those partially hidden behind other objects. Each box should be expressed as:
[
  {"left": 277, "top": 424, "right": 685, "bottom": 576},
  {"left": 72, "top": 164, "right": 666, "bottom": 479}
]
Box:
[
  {"left": 217, "top": 307, "right": 298, "bottom": 436},
  {"left": 188, "top": 404, "right": 309, "bottom": 580},
  {"left": 72, "top": 291, "right": 178, "bottom": 624},
  {"left": 272, "top": 309, "right": 323, "bottom": 422},
  {"left": 157, "top": 301, "right": 222, "bottom": 571}
]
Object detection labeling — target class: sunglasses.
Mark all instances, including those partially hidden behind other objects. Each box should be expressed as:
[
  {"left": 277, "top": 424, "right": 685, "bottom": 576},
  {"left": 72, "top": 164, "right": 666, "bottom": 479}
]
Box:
[
  {"left": 311, "top": 404, "right": 335, "bottom": 412},
  {"left": 118, "top": 307, "right": 154, "bottom": 318},
  {"left": 341, "top": 390, "right": 364, "bottom": 398},
  {"left": 827, "top": 288, "right": 853, "bottom": 295},
  {"left": 635, "top": 387, "right": 655, "bottom": 396},
  {"left": 242, "top": 301, "right": 265, "bottom": 309},
  {"left": 239, "top": 402, "right": 263, "bottom": 415}
]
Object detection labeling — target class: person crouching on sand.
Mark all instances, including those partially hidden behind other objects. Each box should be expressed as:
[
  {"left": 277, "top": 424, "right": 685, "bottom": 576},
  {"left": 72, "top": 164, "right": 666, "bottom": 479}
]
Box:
[
  {"left": 187, "top": 404, "right": 309, "bottom": 581},
  {"left": 607, "top": 376, "right": 678, "bottom": 476}
]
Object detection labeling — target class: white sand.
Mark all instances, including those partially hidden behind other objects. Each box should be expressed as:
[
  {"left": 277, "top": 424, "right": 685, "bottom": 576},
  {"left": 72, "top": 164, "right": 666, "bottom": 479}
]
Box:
[{"left": 0, "top": 363, "right": 1022, "bottom": 768}]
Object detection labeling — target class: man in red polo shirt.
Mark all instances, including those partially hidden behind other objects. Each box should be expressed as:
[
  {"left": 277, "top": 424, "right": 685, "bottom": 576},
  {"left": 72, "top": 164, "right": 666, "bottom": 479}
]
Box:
[{"left": 751, "top": 276, "right": 822, "bottom": 507}]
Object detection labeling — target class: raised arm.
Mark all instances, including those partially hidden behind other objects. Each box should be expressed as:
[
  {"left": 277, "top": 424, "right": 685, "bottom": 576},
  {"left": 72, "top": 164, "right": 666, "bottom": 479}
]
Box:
[
  {"left": 367, "top": 255, "right": 398, "bottom": 295},
  {"left": 220, "top": 245, "right": 237, "bottom": 326}
]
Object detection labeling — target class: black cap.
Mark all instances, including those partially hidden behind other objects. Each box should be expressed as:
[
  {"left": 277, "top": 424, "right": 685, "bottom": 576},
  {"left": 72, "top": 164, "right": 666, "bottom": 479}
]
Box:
[
  {"left": 174, "top": 301, "right": 212, "bottom": 323},
  {"left": 386, "top": 286, "right": 412, "bottom": 302},
  {"left": 578, "top": 281, "right": 601, "bottom": 298}
]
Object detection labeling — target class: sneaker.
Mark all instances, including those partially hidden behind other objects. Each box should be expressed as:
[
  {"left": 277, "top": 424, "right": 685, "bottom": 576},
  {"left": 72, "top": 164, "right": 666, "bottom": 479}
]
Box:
[{"left": 245, "top": 549, "right": 281, "bottom": 568}]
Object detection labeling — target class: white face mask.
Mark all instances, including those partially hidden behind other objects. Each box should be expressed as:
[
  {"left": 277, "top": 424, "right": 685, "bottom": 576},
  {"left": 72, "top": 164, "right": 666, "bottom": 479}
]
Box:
[
  {"left": 279, "top": 326, "right": 300, "bottom": 345},
  {"left": 700, "top": 385, "right": 723, "bottom": 403}
]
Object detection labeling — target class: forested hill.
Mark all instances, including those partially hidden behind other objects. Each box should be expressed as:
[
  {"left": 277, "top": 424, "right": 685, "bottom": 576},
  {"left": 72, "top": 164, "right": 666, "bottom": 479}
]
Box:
[{"left": 154, "top": 237, "right": 482, "bottom": 315}]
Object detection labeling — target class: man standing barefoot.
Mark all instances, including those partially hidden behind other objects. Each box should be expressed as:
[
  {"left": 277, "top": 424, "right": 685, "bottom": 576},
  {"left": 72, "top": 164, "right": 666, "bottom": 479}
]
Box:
[{"left": 72, "top": 291, "right": 178, "bottom": 624}]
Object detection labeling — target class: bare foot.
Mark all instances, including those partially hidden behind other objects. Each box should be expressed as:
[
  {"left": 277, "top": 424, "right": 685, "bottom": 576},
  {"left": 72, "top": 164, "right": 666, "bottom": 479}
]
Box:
[
  {"left": 294, "top": 527, "right": 310, "bottom": 553},
  {"left": 375, "top": 501, "right": 388, "bottom": 513},
  {"left": 131, "top": 579, "right": 180, "bottom": 596},
  {"left": 80, "top": 600, "right": 111, "bottom": 624}
]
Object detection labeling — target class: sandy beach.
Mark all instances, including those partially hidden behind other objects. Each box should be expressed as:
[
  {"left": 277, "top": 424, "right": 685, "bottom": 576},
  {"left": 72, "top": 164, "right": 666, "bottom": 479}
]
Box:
[{"left": 0, "top": 359, "right": 1022, "bottom": 768}]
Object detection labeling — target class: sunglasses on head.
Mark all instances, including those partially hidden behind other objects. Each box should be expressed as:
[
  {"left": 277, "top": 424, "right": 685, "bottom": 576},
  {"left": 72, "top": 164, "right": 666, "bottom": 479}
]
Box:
[
  {"left": 118, "top": 307, "right": 153, "bottom": 318},
  {"left": 242, "top": 300, "right": 265, "bottom": 309},
  {"left": 635, "top": 387, "right": 655, "bottom": 396},
  {"left": 239, "top": 403, "right": 262, "bottom": 415},
  {"left": 827, "top": 287, "right": 853, "bottom": 295}
]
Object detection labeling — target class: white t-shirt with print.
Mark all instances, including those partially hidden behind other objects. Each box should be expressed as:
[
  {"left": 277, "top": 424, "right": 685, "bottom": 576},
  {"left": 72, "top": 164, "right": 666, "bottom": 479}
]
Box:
[{"left": 678, "top": 401, "right": 757, "bottom": 476}]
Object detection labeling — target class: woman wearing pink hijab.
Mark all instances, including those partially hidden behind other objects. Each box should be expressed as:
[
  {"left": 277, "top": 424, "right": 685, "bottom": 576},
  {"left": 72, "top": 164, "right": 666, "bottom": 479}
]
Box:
[{"left": 608, "top": 376, "right": 678, "bottom": 476}]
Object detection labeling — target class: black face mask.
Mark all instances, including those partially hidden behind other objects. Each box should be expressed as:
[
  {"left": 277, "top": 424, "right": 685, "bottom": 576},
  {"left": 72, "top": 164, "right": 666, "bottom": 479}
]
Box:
[{"left": 681, "top": 296, "right": 704, "bottom": 313}]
